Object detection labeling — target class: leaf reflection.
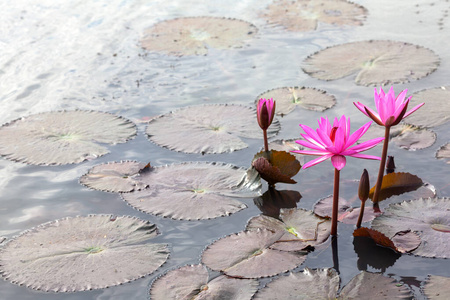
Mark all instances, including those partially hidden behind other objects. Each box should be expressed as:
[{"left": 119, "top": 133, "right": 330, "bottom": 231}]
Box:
[
  {"left": 254, "top": 187, "right": 301, "bottom": 219},
  {"left": 353, "top": 236, "right": 401, "bottom": 272}
]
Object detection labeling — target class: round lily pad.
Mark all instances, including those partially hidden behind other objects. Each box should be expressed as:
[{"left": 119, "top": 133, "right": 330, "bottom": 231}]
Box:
[
  {"left": 0, "top": 215, "right": 169, "bottom": 292},
  {"left": 371, "top": 198, "right": 450, "bottom": 258},
  {"left": 150, "top": 264, "right": 258, "bottom": 300},
  {"left": 146, "top": 104, "right": 280, "bottom": 154},
  {"left": 256, "top": 87, "right": 336, "bottom": 115},
  {"left": 141, "top": 17, "right": 257, "bottom": 56},
  {"left": 436, "top": 143, "right": 450, "bottom": 163},
  {"left": 302, "top": 40, "right": 440, "bottom": 86},
  {"left": 253, "top": 268, "right": 339, "bottom": 299},
  {"left": 0, "top": 110, "right": 137, "bottom": 165},
  {"left": 202, "top": 229, "right": 307, "bottom": 278},
  {"left": 247, "top": 208, "right": 331, "bottom": 251},
  {"left": 406, "top": 87, "right": 450, "bottom": 127},
  {"left": 259, "top": 0, "right": 367, "bottom": 32},
  {"left": 423, "top": 275, "right": 450, "bottom": 300},
  {"left": 121, "top": 162, "right": 261, "bottom": 220},
  {"left": 80, "top": 161, "right": 150, "bottom": 193}
]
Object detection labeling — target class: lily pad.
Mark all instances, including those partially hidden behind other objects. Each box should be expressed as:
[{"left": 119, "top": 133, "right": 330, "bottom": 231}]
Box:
[
  {"left": 353, "top": 227, "right": 421, "bottom": 253},
  {"left": 406, "top": 87, "right": 450, "bottom": 127},
  {"left": 146, "top": 104, "right": 280, "bottom": 154},
  {"left": 253, "top": 268, "right": 339, "bottom": 299},
  {"left": 121, "top": 162, "right": 261, "bottom": 220},
  {"left": 247, "top": 208, "right": 331, "bottom": 251},
  {"left": 260, "top": 0, "right": 367, "bottom": 32},
  {"left": 314, "top": 196, "right": 382, "bottom": 224},
  {"left": 150, "top": 264, "right": 258, "bottom": 300},
  {"left": 436, "top": 143, "right": 450, "bottom": 163},
  {"left": 368, "top": 172, "right": 424, "bottom": 202},
  {"left": 201, "top": 229, "right": 307, "bottom": 278},
  {"left": 360, "top": 124, "right": 436, "bottom": 150},
  {"left": 254, "top": 187, "right": 301, "bottom": 219},
  {"left": 0, "top": 110, "right": 137, "bottom": 165},
  {"left": 371, "top": 198, "right": 450, "bottom": 258},
  {"left": 256, "top": 87, "right": 336, "bottom": 115},
  {"left": 80, "top": 161, "right": 150, "bottom": 193},
  {"left": 141, "top": 17, "right": 257, "bottom": 56},
  {"left": 0, "top": 215, "right": 169, "bottom": 292},
  {"left": 423, "top": 275, "right": 450, "bottom": 300},
  {"left": 252, "top": 150, "right": 301, "bottom": 186},
  {"left": 303, "top": 40, "right": 439, "bottom": 86}
]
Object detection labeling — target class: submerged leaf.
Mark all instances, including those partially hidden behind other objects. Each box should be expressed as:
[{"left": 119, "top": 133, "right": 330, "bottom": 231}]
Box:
[
  {"left": 201, "top": 229, "right": 307, "bottom": 278},
  {"left": 0, "top": 111, "right": 137, "bottom": 165},
  {"left": 121, "top": 162, "right": 261, "bottom": 220},
  {"left": 406, "top": 86, "right": 450, "bottom": 128},
  {"left": 146, "top": 104, "right": 280, "bottom": 154},
  {"left": 368, "top": 172, "right": 423, "bottom": 202},
  {"left": 260, "top": 0, "right": 367, "bottom": 32},
  {"left": 303, "top": 40, "right": 439, "bottom": 86},
  {"left": 141, "top": 17, "right": 257, "bottom": 56},
  {"left": 371, "top": 198, "right": 450, "bottom": 258},
  {"left": 252, "top": 150, "right": 301, "bottom": 186},
  {"left": 423, "top": 275, "right": 450, "bottom": 300},
  {"left": 80, "top": 161, "right": 150, "bottom": 193},
  {"left": 256, "top": 87, "right": 336, "bottom": 115},
  {"left": 0, "top": 215, "right": 169, "bottom": 292},
  {"left": 150, "top": 264, "right": 258, "bottom": 300}
]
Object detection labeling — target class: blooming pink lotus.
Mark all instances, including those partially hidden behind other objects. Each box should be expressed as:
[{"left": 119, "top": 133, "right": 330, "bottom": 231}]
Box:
[
  {"left": 353, "top": 87, "right": 424, "bottom": 127},
  {"left": 257, "top": 98, "right": 276, "bottom": 131},
  {"left": 293, "top": 116, "right": 384, "bottom": 170}
]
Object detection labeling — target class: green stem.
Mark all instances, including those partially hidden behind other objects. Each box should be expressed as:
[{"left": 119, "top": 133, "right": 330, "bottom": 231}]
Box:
[
  {"left": 331, "top": 168, "right": 340, "bottom": 236},
  {"left": 373, "top": 126, "right": 390, "bottom": 203},
  {"left": 263, "top": 129, "right": 269, "bottom": 152}
]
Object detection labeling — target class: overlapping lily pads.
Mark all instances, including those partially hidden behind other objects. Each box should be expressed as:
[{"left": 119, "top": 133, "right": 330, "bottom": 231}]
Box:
[
  {"left": 80, "top": 161, "right": 150, "bottom": 193},
  {"left": 150, "top": 264, "right": 258, "bottom": 299},
  {"left": 371, "top": 198, "right": 450, "bottom": 258},
  {"left": 201, "top": 229, "right": 307, "bottom": 278},
  {"left": 146, "top": 104, "right": 280, "bottom": 154},
  {"left": 260, "top": 0, "right": 367, "bottom": 32},
  {"left": 256, "top": 87, "right": 336, "bottom": 115},
  {"left": 0, "top": 110, "right": 137, "bottom": 165},
  {"left": 0, "top": 215, "right": 169, "bottom": 292},
  {"left": 406, "top": 87, "right": 450, "bottom": 127},
  {"left": 303, "top": 40, "right": 440, "bottom": 86},
  {"left": 141, "top": 17, "right": 257, "bottom": 56},
  {"left": 253, "top": 268, "right": 412, "bottom": 299},
  {"left": 121, "top": 162, "right": 261, "bottom": 220},
  {"left": 353, "top": 227, "right": 421, "bottom": 254}
]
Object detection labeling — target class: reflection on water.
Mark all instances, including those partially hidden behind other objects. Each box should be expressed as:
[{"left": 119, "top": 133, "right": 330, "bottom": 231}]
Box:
[{"left": 1, "top": 0, "right": 450, "bottom": 299}]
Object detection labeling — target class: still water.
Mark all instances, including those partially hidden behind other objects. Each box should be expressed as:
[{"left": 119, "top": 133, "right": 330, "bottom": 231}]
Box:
[{"left": 1, "top": 0, "right": 449, "bottom": 299}]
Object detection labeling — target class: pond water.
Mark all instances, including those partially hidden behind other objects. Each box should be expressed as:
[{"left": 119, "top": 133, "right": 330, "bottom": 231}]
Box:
[{"left": 1, "top": 0, "right": 449, "bottom": 299}]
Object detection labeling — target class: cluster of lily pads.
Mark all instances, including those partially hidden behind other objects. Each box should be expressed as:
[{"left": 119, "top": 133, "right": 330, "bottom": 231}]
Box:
[{"left": 0, "top": 0, "right": 449, "bottom": 299}]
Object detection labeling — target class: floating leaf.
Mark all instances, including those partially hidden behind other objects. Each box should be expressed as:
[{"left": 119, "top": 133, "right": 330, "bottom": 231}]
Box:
[
  {"left": 314, "top": 196, "right": 381, "bottom": 224},
  {"left": 141, "top": 17, "right": 257, "bottom": 56},
  {"left": 372, "top": 198, "right": 450, "bottom": 258},
  {"left": 252, "top": 150, "right": 301, "bottom": 186},
  {"left": 369, "top": 172, "right": 423, "bottom": 202},
  {"left": 406, "top": 87, "right": 450, "bottom": 127},
  {"left": 0, "top": 111, "right": 136, "bottom": 165},
  {"left": 339, "top": 271, "right": 412, "bottom": 299},
  {"left": 253, "top": 268, "right": 339, "bottom": 299},
  {"left": 423, "top": 275, "right": 450, "bottom": 300},
  {"left": 260, "top": 0, "right": 367, "bottom": 32},
  {"left": 436, "top": 143, "right": 450, "bottom": 163},
  {"left": 201, "top": 229, "right": 307, "bottom": 278},
  {"left": 146, "top": 104, "right": 280, "bottom": 154},
  {"left": 254, "top": 187, "right": 301, "bottom": 219},
  {"left": 80, "top": 161, "right": 150, "bottom": 193},
  {"left": 121, "top": 162, "right": 261, "bottom": 220},
  {"left": 0, "top": 215, "right": 169, "bottom": 292},
  {"left": 247, "top": 208, "right": 331, "bottom": 251},
  {"left": 256, "top": 87, "right": 336, "bottom": 115},
  {"left": 353, "top": 227, "right": 420, "bottom": 253},
  {"left": 150, "top": 264, "right": 258, "bottom": 300},
  {"left": 303, "top": 40, "right": 439, "bottom": 86},
  {"left": 353, "top": 236, "right": 401, "bottom": 272}
]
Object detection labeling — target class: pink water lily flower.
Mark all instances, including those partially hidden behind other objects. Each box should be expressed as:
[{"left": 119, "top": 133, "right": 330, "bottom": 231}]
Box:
[
  {"left": 257, "top": 98, "right": 276, "bottom": 131},
  {"left": 293, "top": 116, "right": 384, "bottom": 170},
  {"left": 353, "top": 87, "right": 424, "bottom": 127}
]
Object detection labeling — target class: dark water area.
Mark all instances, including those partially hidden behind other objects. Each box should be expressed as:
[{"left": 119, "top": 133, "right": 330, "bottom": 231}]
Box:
[{"left": 1, "top": 0, "right": 449, "bottom": 299}]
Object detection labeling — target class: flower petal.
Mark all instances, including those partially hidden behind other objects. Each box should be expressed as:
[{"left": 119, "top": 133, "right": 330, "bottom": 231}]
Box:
[
  {"left": 347, "top": 137, "right": 384, "bottom": 152},
  {"left": 347, "top": 153, "right": 381, "bottom": 160},
  {"left": 403, "top": 102, "right": 425, "bottom": 119},
  {"left": 292, "top": 149, "right": 330, "bottom": 156},
  {"left": 344, "top": 121, "right": 372, "bottom": 149},
  {"left": 353, "top": 102, "right": 370, "bottom": 117},
  {"left": 295, "top": 139, "right": 326, "bottom": 151},
  {"left": 331, "top": 155, "right": 346, "bottom": 170},
  {"left": 302, "top": 153, "right": 333, "bottom": 169}
]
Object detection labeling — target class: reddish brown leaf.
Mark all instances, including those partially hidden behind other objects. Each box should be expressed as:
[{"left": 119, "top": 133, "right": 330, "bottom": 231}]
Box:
[
  {"left": 252, "top": 150, "right": 301, "bottom": 186},
  {"left": 369, "top": 172, "right": 423, "bottom": 202}
]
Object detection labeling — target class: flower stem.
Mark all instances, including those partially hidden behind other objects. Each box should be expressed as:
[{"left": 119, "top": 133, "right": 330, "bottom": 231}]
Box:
[
  {"left": 331, "top": 168, "right": 340, "bottom": 236},
  {"left": 356, "top": 199, "right": 365, "bottom": 229},
  {"left": 331, "top": 236, "right": 339, "bottom": 274},
  {"left": 263, "top": 129, "right": 269, "bottom": 152},
  {"left": 372, "top": 127, "right": 390, "bottom": 203}
]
